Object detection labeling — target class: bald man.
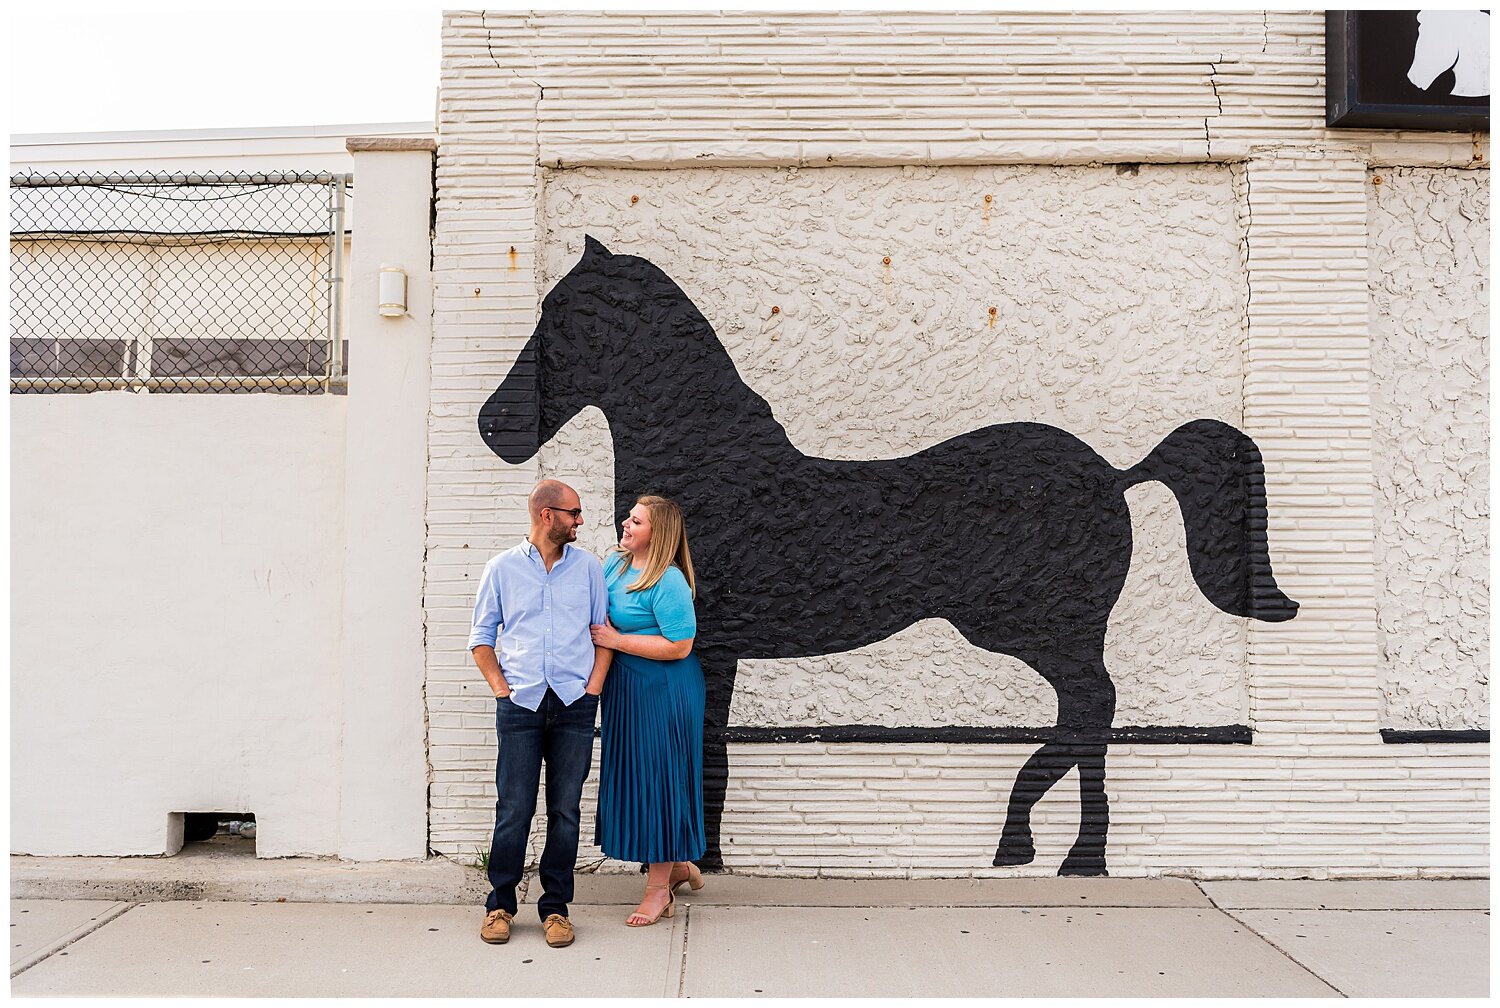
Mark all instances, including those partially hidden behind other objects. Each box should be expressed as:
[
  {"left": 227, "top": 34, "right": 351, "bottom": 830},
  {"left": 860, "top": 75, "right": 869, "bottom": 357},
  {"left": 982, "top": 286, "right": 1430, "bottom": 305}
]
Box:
[{"left": 470, "top": 480, "right": 612, "bottom": 949}]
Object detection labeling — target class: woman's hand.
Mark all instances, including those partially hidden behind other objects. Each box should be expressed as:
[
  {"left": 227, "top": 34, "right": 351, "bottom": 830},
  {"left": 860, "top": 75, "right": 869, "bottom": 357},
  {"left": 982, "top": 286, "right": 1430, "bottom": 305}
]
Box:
[{"left": 590, "top": 621, "right": 624, "bottom": 650}]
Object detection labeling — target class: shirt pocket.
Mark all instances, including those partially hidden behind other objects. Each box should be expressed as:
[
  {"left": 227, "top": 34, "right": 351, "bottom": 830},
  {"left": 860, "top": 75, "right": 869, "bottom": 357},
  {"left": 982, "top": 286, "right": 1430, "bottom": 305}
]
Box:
[{"left": 557, "top": 578, "right": 591, "bottom": 612}]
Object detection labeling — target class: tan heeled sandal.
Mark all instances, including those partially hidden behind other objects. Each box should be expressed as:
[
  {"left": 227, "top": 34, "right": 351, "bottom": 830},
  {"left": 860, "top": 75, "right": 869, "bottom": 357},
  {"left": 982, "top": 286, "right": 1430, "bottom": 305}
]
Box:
[
  {"left": 625, "top": 884, "right": 675, "bottom": 927},
  {"left": 670, "top": 862, "right": 705, "bottom": 896}
]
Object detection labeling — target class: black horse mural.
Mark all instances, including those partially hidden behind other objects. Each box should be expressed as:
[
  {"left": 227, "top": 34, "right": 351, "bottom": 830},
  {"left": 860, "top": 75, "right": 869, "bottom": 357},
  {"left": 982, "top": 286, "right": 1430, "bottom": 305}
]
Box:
[{"left": 480, "top": 236, "right": 1298, "bottom": 876}]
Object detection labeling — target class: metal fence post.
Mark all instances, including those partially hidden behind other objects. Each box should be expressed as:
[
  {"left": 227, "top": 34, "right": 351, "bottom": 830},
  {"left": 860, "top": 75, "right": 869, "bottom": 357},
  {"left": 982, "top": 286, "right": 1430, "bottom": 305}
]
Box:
[{"left": 327, "top": 174, "right": 349, "bottom": 389}]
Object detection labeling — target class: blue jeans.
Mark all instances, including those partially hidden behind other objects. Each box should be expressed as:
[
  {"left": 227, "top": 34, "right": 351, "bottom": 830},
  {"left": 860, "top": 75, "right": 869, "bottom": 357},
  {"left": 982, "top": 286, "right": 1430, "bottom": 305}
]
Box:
[{"left": 486, "top": 687, "right": 599, "bottom": 920}]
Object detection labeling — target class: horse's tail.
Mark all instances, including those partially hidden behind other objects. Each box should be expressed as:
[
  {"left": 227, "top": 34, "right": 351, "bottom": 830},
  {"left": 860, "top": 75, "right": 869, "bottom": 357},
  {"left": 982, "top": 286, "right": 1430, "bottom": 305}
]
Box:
[{"left": 1120, "top": 419, "right": 1298, "bottom": 623}]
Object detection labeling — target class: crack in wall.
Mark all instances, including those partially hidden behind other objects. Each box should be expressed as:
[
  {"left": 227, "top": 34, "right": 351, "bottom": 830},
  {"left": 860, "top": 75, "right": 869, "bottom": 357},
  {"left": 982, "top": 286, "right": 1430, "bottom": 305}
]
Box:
[
  {"left": 1205, "top": 57, "right": 1225, "bottom": 158},
  {"left": 1237, "top": 162, "right": 1254, "bottom": 328},
  {"left": 1231, "top": 158, "right": 1256, "bottom": 599},
  {"left": 480, "top": 10, "right": 545, "bottom": 166},
  {"left": 480, "top": 10, "right": 543, "bottom": 92}
]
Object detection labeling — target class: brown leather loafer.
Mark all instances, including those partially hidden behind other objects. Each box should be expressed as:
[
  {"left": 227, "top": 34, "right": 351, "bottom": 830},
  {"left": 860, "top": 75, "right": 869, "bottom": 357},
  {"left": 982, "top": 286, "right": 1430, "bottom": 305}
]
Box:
[
  {"left": 480, "top": 908, "right": 513, "bottom": 944},
  {"left": 542, "top": 913, "right": 574, "bottom": 948}
]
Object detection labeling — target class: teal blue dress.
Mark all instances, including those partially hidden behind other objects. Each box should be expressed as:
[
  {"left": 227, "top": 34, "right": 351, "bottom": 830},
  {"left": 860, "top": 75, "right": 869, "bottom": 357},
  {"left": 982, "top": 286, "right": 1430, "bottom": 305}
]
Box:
[{"left": 594, "top": 554, "right": 706, "bottom": 864}]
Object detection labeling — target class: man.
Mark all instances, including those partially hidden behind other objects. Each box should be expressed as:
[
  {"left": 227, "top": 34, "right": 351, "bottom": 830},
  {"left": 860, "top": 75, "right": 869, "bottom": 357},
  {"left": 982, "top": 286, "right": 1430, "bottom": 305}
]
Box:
[{"left": 469, "top": 479, "right": 611, "bottom": 949}]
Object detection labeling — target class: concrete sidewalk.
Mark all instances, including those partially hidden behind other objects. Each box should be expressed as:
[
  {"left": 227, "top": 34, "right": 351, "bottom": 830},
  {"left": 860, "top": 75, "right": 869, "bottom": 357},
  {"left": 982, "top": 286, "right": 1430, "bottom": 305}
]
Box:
[{"left": 8, "top": 859, "right": 1489, "bottom": 997}]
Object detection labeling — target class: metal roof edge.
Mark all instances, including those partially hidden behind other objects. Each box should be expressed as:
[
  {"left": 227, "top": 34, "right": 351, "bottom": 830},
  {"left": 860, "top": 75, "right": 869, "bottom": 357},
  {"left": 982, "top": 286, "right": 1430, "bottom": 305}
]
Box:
[{"left": 12, "top": 122, "right": 435, "bottom": 147}]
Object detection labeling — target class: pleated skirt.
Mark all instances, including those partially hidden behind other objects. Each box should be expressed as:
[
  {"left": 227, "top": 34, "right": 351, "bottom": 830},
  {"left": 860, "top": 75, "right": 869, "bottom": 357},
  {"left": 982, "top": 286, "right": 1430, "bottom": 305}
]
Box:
[{"left": 595, "top": 650, "right": 706, "bottom": 864}]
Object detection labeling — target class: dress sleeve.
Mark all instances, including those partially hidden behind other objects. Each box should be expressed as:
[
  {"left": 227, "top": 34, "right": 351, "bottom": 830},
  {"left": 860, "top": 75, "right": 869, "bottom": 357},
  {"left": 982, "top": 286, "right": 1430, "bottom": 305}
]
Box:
[{"left": 650, "top": 567, "right": 697, "bottom": 642}]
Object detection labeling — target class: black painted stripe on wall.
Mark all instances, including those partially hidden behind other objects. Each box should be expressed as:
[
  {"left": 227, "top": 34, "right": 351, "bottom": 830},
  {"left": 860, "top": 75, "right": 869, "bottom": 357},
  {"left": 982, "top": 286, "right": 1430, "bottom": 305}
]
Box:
[
  {"left": 721, "top": 725, "right": 1253, "bottom": 744},
  {"left": 1380, "top": 728, "right": 1490, "bottom": 744}
]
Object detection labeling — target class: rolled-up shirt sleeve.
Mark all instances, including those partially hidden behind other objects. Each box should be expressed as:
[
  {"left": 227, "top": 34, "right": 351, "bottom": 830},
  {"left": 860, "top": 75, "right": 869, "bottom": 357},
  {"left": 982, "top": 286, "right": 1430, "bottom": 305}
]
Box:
[
  {"left": 588, "top": 555, "right": 609, "bottom": 626},
  {"left": 467, "top": 559, "right": 504, "bottom": 650}
]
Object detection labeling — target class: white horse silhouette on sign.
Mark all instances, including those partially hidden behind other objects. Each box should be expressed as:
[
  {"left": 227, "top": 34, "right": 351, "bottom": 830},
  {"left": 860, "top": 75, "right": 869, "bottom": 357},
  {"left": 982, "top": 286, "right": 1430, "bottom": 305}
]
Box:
[{"left": 1408, "top": 10, "right": 1490, "bottom": 97}]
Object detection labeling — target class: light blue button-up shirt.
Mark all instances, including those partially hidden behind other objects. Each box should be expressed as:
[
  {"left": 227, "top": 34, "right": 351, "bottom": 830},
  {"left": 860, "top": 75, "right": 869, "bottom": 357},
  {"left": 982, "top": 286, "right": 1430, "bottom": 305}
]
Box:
[{"left": 467, "top": 539, "right": 609, "bottom": 711}]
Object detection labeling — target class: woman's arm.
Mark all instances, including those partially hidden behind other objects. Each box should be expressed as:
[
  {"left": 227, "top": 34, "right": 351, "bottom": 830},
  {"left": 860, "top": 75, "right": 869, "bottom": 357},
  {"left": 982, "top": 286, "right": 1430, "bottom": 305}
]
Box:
[{"left": 590, "top": 623, "right": 693, "bottom": 661}]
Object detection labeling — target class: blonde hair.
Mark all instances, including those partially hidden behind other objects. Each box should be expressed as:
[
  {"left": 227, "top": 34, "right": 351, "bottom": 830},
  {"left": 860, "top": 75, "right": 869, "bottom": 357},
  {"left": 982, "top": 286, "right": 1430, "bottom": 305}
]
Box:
[{"left": 616, "top": 495, "right": 696, "bottom": 597}]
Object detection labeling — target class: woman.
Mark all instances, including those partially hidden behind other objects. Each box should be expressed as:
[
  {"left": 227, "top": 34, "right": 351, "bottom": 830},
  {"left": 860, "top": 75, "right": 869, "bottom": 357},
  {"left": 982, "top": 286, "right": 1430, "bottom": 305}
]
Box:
[{"left": 589, "top": 494, "right": 708, "bottom": 927}]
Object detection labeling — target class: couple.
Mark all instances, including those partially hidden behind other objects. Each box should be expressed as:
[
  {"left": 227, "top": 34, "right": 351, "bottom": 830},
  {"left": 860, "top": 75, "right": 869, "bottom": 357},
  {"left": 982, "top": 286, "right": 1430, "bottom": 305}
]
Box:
[{"left": 468, "top": 479, "right": 706, "bottom": 949}]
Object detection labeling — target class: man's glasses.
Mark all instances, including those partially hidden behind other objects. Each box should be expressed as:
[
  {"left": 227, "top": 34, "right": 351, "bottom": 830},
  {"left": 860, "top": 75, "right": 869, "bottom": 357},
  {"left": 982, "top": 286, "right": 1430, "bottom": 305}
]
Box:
[{"left": 544, "top": 507, "right": 584, "bottom": 518}]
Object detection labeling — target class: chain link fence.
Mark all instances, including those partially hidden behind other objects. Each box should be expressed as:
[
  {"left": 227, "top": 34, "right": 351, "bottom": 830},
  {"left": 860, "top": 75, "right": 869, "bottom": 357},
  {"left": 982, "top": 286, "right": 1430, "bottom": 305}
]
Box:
[{"left": 10, "top": 172, "right": 349, "bottom": 393}]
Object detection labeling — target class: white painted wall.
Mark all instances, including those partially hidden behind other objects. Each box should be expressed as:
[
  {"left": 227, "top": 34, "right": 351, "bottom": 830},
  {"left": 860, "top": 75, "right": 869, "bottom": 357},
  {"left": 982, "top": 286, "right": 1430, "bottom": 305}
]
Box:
[
  {"left": 10, "top": 127, "right": 437, "bottom": 859},
  {"left": 11, "top": 395, "right": 348, "bottom": 856},
  {"left": 336, "top": 143, "right": 436, "bottom": 859}
]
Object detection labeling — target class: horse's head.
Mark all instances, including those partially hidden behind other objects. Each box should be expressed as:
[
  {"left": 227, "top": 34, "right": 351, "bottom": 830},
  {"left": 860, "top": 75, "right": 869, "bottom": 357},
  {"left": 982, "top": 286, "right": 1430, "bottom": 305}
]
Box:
[
  {"left": 1407, "top": 10, "right": 1462, "bottom": 91},
  {"left": 479, "top": 234, "right": 633, "bottom": 463}
]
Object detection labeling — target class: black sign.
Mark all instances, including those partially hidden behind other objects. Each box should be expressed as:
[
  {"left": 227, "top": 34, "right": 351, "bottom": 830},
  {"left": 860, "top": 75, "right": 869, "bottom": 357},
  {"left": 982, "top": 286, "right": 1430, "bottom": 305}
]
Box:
[{"left": 1326, "top": 10, "right": 1490, "bottom": 130}]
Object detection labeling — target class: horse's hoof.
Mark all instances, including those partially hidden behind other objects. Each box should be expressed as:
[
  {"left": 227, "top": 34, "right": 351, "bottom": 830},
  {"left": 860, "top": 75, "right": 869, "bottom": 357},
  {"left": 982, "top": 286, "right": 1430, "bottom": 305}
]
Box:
[
  {"left": 993, "top": 840, "right": 1036, "bottom": 867},
  {"left": 1057, "top": 853, "right": 1108, "bottom": 877}
]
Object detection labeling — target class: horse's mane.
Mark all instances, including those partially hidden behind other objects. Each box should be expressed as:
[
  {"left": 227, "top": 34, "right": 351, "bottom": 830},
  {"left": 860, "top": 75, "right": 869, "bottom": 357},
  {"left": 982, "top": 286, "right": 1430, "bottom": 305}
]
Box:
[
  {"left": 569, "top": 236, "right": 745, "bottom": 368},
  {"left": 570, "top": 236, "right": 709, "bottom": 327},
  {"left": 559, "top": 235, "right": 787, "bottom": 437}
]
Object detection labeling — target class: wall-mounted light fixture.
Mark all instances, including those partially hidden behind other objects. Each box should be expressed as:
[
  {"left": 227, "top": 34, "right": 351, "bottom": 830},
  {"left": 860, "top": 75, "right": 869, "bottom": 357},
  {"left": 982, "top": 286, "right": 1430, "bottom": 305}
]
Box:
[{"left": 379, "top": 265, "right": 408, "bottom": 317}]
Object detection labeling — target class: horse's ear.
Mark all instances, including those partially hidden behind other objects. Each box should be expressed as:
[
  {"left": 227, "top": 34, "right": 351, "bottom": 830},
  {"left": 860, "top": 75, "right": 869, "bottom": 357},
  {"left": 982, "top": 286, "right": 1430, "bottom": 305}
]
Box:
[{"left": 582, "top": 234, "right": 612, "bottom": 260}]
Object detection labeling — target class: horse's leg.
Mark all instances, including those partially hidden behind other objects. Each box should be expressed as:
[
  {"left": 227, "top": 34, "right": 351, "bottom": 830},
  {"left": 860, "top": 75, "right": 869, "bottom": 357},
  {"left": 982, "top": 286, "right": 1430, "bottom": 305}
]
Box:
[
  {"left": 1048, "top": 652, "right": 1114, "bottom": 877},
  {"left": 696, "top": 646, "right": 736, "bottom": 872},
  {"left": 994, "top": 742, "right": 1075, "bottom": 867},
  {"left": 1058, "top": 742, "right": 1110, "bottom": 877},
  {"left": 988, "top": 645, "right": 1115, "bottom": 876}
]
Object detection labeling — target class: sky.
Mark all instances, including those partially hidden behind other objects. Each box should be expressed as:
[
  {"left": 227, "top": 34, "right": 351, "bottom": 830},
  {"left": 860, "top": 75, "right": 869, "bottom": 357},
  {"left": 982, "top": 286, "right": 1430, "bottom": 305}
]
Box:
[{"left": 9, "top": 6, "right": 443, "bottom": 135}]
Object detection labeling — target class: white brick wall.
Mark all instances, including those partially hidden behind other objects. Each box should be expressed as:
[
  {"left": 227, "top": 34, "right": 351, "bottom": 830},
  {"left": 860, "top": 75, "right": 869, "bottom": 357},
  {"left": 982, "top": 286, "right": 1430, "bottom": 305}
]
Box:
[
  {"left": 430, "top": 11, "right": 1488, "bottom": 877},
  {"left": 1241, "top": 145, "right": 1383, "bottom": 745}
]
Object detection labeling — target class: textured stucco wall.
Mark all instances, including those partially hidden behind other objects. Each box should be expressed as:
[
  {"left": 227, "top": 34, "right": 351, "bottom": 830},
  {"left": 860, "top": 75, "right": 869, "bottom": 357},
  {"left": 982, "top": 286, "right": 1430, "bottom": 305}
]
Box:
[
  {"left": 1368, "top": 168, "right": 1490, "bottom": 731},
  {"left": 537, "top": 163, "right": 1249, "bottom": 729}
]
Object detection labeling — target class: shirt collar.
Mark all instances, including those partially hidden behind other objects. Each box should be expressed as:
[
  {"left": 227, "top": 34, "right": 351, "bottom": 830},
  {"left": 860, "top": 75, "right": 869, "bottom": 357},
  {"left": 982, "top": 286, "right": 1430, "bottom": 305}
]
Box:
[{"left": 521, "top": 536, "right": 571, "bottom": 562}]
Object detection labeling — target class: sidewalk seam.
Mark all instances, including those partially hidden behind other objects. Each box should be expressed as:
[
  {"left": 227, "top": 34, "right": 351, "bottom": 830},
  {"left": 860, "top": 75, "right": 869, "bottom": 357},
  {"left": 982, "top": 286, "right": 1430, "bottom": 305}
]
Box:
[
  {"left": 9, "top": 901, "right": 140, "bottom": 980},
  {"left": 676, "top": 905, "right": 691, "bottom": 998},
  {"left": 1194, "top": 882, "right": 1348, "bottom": 998}
]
